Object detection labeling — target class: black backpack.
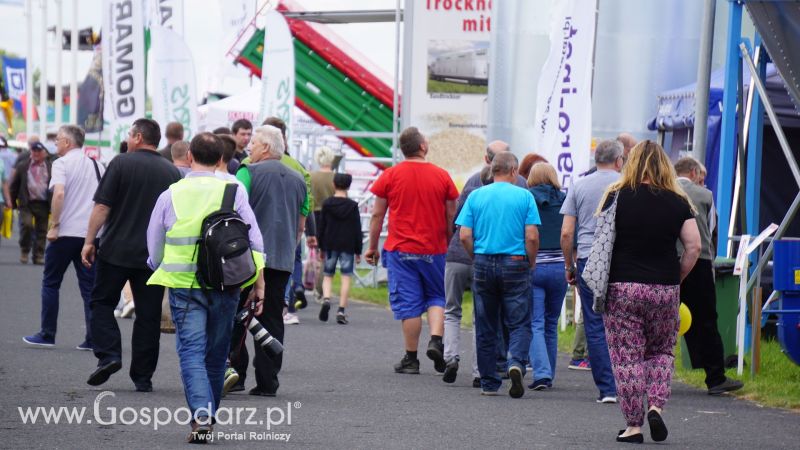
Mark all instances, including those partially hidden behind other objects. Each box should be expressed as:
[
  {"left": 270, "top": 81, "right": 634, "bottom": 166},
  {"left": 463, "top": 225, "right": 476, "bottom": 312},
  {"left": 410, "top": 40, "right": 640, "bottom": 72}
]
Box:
[{"left": 196, "top": 183, "right": 257, "bottom": 291}]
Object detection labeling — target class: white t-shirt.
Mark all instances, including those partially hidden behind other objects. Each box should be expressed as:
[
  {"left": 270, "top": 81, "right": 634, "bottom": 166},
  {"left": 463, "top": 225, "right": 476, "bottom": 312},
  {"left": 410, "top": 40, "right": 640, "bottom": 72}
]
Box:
[{"left": 49, "top": 148, "right": 105, "bottom": 238}]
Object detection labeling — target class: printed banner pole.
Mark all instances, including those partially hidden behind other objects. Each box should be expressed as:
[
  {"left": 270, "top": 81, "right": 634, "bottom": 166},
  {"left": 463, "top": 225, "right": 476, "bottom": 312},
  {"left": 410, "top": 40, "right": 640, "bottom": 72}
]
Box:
[
  {"left": 532, "top": 0, "right": 598, "bottom": 192},
  {"left": 102, "top": 0, "right": 146, "bottom": 154},
  {"left": 149, "top": 25, "right": 198, "bottom": 142},
  {"left": 259, "top": 10, "right": 295, "bottom": 143}
]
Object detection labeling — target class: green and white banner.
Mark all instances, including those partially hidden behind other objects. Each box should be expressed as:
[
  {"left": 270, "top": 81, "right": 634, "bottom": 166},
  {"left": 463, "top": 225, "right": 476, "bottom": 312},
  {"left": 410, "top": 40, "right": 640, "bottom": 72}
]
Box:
[
  {"left": 258, "top": 10, "right": 294, "bottom": 135},
  {"left": 149, "top": 25, "right": 198, "bottom": 141},
  {"left": 102, "top": 0, "right": 146, "bottom": 153}
]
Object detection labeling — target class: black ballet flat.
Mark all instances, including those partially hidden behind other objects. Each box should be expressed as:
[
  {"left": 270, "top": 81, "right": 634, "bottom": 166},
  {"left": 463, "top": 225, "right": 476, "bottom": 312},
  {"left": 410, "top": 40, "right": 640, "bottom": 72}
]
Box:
[
  {"left": 616, "top": 432, "right": 644, "bottom": 444},
  {"left": 647, "top": 410, "right": 668, "bottom": 442}
]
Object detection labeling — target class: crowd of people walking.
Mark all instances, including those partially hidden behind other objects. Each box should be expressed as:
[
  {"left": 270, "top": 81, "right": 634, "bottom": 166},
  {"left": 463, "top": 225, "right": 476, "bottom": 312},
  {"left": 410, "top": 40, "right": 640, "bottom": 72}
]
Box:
[{"left": 0, "top": 117, "right": 744, "bottom": 444}]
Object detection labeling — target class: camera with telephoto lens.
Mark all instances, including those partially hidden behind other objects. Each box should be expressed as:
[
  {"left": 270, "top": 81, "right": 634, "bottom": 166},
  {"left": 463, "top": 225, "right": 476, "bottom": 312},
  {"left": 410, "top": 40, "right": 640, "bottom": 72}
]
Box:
[{"left": 235, "top": 302, "right": 284, "bottom": 357}]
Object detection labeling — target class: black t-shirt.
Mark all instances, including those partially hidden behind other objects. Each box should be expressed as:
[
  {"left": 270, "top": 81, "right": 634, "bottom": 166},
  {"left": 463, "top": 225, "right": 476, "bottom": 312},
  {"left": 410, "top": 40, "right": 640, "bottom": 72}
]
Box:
[
  {"left": 608, "top": 186, "right": 694, "bottom": 285},
  {"left": 94, "top": 149, "right": 182, "bottom": 269}
]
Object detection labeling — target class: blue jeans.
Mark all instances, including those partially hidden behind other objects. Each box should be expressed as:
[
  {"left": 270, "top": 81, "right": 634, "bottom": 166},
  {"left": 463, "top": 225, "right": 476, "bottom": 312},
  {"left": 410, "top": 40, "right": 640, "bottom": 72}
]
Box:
[
  {"left": 40, "top": 237, "right": 95, "bottom": 343},
  {"left": 473, "top": 254, "right": 532, "bottom": 392},
  {"left": 577, "top": 258, "right": 617, "bottom": 397},
  {"left": 170, "top": 288, "right": 238, "bottom": 420},
  {"left": 285, "top": 243, "right": 304, "bottom": 312},
  {"left": 529, "top": 262, "right": 568, "bottom": 382}
]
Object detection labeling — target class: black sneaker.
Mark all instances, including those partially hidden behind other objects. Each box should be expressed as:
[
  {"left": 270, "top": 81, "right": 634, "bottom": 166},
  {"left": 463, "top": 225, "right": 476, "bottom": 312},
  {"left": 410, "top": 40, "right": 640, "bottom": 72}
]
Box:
[
  {"left": 319, "top": 299, "right": 331, "bottom": 322},
  {"left": 294, "top": 287, "right": 308, "bottom": 310},
  {"left": 472, "top": 377, "right": 481, "bottom": 388},
  {"left": 508, "top": 366, "right": 524, "bottom": 399},
  {"left": 426, "top": 339, "right": 446, "bottom": 373},
  {"left": 394, "top": 355, "right": 420, "bottom": 374},
  {"left": 87, "top": 360, "right": 122, "bottom": 386},
  {"left": 442, "top": 359, "right": 458, "bottom": 383},
  {"left": 336, "top": 312, "right": 348, "bottom": 325},
  {"left": 707, "top": 377, "right": 744, "bottom": 395}
]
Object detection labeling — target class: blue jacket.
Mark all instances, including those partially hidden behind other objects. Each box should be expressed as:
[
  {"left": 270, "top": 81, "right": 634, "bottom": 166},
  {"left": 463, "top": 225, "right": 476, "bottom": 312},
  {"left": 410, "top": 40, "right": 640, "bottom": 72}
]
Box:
[{"left": 529, "top": 184, "right": 566, "bottom": 251}]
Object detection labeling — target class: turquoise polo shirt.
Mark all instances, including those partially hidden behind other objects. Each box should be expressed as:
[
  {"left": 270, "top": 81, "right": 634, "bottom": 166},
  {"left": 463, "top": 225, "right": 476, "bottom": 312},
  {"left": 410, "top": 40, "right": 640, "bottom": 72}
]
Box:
[{"left": 456, "top": 181, "right": 541, "bottom": 255}]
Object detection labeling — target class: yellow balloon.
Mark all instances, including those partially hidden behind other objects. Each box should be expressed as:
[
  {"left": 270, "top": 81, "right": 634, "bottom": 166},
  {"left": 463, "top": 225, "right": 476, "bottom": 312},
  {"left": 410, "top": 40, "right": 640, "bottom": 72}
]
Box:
[{"left": 678, "top": 303, "right": 692, "bottom": 336}]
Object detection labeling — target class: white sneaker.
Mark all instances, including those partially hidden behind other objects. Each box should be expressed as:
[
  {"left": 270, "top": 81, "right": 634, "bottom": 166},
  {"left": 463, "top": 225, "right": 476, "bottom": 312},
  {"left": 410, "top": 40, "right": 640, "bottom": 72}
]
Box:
[
  {"left": 283, "top": 312, "right": 300, "bottom": 325},
  {"left": 597, "top": 396, "right": 617, "bottom": 404},
  {"left": 121, "top": 302, "right": 135, "bottom": 319}
]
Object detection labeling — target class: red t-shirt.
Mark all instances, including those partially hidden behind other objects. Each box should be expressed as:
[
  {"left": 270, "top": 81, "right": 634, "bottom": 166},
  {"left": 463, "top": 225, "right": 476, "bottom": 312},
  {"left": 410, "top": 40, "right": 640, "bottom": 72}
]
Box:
[{"left": 370, "top": 160, "right": 459, "bottom": 254}]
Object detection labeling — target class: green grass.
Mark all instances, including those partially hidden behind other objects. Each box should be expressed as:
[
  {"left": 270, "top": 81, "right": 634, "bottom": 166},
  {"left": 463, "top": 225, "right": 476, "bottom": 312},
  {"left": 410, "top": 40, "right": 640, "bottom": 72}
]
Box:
[
  {"left": 673, "top": 339, "right": 800, "bottom": 410},
  {"left": 427, "top": 79, "right": 488, "bottom": 95},
  {"left": 339, "top": 279, "right": 800, "bottom": 410}
]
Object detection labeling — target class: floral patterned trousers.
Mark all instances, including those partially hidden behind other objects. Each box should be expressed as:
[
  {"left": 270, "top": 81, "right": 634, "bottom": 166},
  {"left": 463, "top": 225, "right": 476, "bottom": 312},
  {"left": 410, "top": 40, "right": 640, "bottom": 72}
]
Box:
[{"left": 603, "top": 282, "right": 680, "bottom": 427}]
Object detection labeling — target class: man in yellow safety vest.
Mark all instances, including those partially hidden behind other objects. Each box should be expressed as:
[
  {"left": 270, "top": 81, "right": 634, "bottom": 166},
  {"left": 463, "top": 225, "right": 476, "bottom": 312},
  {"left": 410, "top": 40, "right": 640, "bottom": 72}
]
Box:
[{"left": 146, "top": 132, "right": 266, "bottom": 443}]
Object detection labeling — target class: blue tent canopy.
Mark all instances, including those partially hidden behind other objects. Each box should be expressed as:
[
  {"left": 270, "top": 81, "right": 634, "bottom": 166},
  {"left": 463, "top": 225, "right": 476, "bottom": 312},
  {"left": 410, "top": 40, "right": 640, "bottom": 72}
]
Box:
[
  {"left": 648, "top": 63, "right": 800, "bottom": 132},
  {"left": 648, "top": 63, "right": 800, "bottom": 199}
]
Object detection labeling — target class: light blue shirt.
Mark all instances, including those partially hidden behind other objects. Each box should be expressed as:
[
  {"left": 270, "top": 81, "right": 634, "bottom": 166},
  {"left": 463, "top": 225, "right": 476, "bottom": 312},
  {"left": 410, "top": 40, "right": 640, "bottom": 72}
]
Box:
[{"left": 456, "top": 181, "right": 541, "bottom": 255}]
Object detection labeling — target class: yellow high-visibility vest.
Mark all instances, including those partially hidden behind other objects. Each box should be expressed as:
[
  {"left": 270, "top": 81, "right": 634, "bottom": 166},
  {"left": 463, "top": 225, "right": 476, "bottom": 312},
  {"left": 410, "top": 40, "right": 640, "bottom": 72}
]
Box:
[{"left": 148, "top": 176, "right": 264, "bottom": 288}]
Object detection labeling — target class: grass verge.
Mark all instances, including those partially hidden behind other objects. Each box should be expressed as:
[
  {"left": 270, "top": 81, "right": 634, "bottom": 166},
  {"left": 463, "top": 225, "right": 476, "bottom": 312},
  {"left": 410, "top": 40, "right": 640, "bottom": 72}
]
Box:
[{"left": 336, "top": 275, "right": 800, "bottom": 410}]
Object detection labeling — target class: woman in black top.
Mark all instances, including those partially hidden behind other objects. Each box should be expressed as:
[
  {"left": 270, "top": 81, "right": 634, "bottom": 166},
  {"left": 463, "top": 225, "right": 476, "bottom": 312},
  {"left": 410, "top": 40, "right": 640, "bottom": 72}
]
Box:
[{"left": 599, "top": 141, "right": 701, "bottom": 443}]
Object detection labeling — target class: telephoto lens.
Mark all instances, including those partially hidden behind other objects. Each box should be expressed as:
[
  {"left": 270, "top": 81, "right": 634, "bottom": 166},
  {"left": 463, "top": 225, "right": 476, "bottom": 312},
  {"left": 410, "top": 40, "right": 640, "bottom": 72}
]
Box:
[{"left": 235, "top": 307, "right": 284, "bottom": 357}]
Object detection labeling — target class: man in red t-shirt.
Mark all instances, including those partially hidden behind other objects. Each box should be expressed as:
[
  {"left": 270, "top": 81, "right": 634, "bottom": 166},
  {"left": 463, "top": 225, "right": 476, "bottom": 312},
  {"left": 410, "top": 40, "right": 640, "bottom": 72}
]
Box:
[{"left": 366, "top": 127, "right": 459, "bottom": 375}]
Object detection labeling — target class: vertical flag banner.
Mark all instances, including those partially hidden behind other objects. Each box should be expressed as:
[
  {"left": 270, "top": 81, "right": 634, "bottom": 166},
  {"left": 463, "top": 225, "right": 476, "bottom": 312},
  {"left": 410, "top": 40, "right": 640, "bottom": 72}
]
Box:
[
  {"left": 149, "top": 0, "right": 184, "bottom": 34},
  {"left": 2, "top": 56, "right": 27, "bottom": 112},
  {"left": 102, "top": 0, "right": 146, "bottom": 151},
  {"left": 149, "top": 25, "right": 198, "bottom": 141},
  {"left": 259, "top": 10, "right": 295, "bottom": 135},
  {"left": 533, "top": 0, "right": 597, "bottom": 191}
]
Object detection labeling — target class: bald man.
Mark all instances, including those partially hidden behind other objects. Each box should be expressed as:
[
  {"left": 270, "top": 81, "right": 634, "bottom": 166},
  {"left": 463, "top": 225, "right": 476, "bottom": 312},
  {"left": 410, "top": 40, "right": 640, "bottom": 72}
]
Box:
[
  {"left": 170, "top": 141, "right": 191, "bottom": 177},
  {"left": 616, "top": 133, "right": 638, "bottom": 162}
]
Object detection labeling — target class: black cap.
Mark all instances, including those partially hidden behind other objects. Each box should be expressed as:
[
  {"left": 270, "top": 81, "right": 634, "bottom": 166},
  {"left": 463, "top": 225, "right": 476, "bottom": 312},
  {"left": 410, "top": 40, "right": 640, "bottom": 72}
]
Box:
[
  {"left": 30, "top": 142, "right": 47, "bottom": 152},
  {"left": 0, "top": 136, "right": 7, "bottom": 148}
]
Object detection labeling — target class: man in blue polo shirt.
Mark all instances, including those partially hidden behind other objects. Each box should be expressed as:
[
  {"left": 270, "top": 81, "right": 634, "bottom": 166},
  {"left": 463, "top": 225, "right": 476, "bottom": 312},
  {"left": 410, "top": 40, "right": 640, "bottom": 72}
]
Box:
[{"left": 457, "top": 152, "right": 540, "bottom": 398}]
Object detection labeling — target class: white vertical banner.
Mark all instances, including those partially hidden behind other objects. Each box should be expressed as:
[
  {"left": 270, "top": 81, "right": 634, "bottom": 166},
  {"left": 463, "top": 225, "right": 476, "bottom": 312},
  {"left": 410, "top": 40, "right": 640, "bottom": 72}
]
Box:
[
  {"left": 149, "top": 0, "right": 184, "bottom": 34},
  {"left": 533, "top": 0, "right": 597, "bottom": 192},
  {"left": 258, "top": 10, "right": 294, "bottom": 134},
  {"left": 102, "top": 0, "right": 146, "bottom": 152},
  {"left": 149, "top": 26, "right": 198, "bottom": 141}
]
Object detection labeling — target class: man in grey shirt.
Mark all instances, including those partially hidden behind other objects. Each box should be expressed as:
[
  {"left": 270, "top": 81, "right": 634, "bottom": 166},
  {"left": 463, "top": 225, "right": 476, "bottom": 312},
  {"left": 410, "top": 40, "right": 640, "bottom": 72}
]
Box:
[
  {"left": 232, "top": 124, "right": 306, "bottom": 397},
  {"left": 675, "top": 157, "right": 743, "bottom": 395},
  {"left": 560, "top": 139, "right": 623, "bottom": 403}
]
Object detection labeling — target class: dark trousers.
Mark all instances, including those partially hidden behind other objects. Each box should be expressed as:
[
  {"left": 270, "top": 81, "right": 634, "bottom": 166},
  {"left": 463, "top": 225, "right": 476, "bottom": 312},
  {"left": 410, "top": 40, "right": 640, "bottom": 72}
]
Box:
[
  {"left": 680, "top": 258, "right": 726, "bottom": 388},
  {"left": 40, "top": 237, "right": 95, "bottom": 343},
  {"left": 231, "top": 268, "right": 290, "bottom": 394},
  {"left": 90, "top": 259, "right": 164, "bottom": 385},
  {"left": 19, "top": 201, "right": 49, "bottom": 258}
]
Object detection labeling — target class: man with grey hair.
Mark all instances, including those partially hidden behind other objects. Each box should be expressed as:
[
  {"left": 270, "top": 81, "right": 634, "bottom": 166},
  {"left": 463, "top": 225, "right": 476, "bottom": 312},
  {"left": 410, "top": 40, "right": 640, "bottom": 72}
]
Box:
[
  {"left": 560, "top": 138, "right": 623, "bottom": 404},
  {"left": 675, "top": 157, "right": 743, "bottom": 395},
  {"left": 457, "top": 151, "right": 540, "bottom": 397},
  {"left": 23, "top": 125, "right": 103, "bottom": 351},
  {"left": 231, "top": 124, "right": 307, "bottom": 397},
  {"left": 443, "top": 139, "right": 524, "bottom": 385},
  {"left": 170, "top": 141, "right": 192, "bottom": 177}
]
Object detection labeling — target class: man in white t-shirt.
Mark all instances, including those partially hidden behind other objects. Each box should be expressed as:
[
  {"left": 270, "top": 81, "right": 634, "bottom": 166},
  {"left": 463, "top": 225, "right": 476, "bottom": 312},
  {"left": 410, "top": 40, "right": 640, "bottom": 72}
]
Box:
[{"left": 23, "top": 125, "right": 104, "bottom": 350}]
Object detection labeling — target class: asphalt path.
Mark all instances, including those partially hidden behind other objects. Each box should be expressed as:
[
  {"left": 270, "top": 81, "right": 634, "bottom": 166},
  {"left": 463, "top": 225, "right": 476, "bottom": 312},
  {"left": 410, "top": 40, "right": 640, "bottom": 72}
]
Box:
[{"left": 0, "top": 240, "right": 797, "bottom": 448}]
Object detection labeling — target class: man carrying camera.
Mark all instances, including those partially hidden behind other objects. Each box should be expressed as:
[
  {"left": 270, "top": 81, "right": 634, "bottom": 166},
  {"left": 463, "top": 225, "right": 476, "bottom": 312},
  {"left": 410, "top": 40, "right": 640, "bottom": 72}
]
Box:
[{"left": 146, "top": 133, "right": 266, "bottom": 443}]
